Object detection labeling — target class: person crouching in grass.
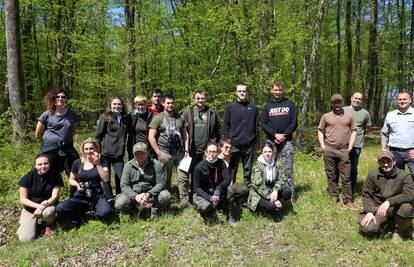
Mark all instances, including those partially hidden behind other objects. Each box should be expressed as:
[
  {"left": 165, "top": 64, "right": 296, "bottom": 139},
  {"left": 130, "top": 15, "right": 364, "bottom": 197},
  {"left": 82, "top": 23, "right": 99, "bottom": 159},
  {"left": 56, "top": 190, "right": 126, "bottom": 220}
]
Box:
[
  {"left": 17, "top": 154, "right": 63, "bottom": 241},
  {"left": 359, "top": 151, "right": 414, "bottom": 244}
]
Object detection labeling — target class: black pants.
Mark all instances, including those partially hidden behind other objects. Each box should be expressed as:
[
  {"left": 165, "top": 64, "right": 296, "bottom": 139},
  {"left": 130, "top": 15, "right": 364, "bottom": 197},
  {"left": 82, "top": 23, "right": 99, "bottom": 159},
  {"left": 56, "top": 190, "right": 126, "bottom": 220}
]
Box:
[
  {"left": 256, "top": 186, "right": 292, "bottom": 212},
  {"left": 56, "top": 196, "right": 112, "bottom": 220},
  {"left": 101, "top": 156, "right": 124, "bottom": 199},
  {"left": 230, "top": 144, "right": 255, "bottom": 186}
]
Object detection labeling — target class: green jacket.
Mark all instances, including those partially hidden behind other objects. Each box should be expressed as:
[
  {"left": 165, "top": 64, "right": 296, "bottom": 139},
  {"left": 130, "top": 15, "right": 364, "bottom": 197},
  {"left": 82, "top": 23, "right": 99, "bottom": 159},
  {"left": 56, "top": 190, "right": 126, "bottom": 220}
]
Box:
[
  {"left": 95, "top": 113, "right": 128, "bottom": 158},
  {"left": 120, "top": 157, "right": 167, "bottom": 199},
  {"left": 247, "top": 157, "right": 287, "bottom": 211}
]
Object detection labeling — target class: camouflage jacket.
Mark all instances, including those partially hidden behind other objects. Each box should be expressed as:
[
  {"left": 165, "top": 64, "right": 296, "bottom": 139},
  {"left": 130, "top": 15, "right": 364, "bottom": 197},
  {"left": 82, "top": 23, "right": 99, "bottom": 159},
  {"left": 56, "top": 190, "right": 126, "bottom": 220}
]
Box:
[{"left": 247, "top": 157, "right": 287, "bottom": 211}]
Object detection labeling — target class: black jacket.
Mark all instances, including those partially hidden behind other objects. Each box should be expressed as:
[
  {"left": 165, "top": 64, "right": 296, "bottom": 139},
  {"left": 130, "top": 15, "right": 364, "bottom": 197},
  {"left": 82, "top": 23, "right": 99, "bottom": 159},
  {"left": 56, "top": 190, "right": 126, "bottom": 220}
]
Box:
[
  {"left": 126, "top": 110, "right": 154, "bottom": 160},
  {"left": 223, "top": 100, "right": 259, "bottom": 147},
  {"left": 193, "top": 159, "right": 231, "bottom": 201},
  {"left": 262, "top": 98, "right": 297, "bottom": 142}
]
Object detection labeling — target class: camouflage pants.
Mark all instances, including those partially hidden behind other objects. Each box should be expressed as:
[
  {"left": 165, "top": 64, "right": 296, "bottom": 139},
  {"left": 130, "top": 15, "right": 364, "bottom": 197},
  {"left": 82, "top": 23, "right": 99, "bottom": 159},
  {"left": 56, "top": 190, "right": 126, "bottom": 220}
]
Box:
[{"left": 275, "top": 141, "right": 295, "bottom": 199}]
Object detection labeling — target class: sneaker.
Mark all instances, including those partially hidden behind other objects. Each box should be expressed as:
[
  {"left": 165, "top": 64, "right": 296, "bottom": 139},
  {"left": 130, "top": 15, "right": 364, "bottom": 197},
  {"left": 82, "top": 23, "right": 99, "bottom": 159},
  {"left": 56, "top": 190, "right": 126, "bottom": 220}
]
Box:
[
  {"left": 44, "top": 225, "right": 54, "bottom": 236},
  {"left": 392, "top": 232, "right": 403, "bottom": 244},
  {"left": 228, "top": 214, "right": 237, "bottom": 226}
]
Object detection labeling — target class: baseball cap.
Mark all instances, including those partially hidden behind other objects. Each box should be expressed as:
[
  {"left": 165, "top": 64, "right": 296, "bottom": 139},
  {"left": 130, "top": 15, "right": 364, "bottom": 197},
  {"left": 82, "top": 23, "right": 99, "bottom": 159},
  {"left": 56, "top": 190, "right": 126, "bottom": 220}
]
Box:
[{"left": 133, "top": 142, "right": 147, "bottom": 153}]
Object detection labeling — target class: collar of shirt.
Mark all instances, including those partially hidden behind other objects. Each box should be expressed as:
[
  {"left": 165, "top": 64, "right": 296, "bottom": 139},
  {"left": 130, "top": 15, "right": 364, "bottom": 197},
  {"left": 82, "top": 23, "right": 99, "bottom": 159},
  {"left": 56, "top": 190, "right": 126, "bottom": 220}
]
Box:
[{"left": 397, "top": 107, "right": 413, "bottom": 115}]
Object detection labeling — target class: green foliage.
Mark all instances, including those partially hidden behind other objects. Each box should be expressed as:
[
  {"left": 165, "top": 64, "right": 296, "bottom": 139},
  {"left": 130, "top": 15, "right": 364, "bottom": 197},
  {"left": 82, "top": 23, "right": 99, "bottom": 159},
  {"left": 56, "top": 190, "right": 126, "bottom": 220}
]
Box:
[{"left": 0, "top": 108, "right": 12, "bottom": 146}]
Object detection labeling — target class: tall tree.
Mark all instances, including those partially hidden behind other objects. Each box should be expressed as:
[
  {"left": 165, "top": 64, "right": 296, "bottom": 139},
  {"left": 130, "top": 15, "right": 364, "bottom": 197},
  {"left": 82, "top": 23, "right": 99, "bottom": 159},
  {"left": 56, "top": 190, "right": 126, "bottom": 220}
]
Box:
[
  {"left": 125, "top": 0, "right": 136, "bottom": 111},
  {"left": 345, "top": 0, "right": 353, "bottom": 100},
  {"left": 299, "top": 0, "right": 326, "bottom": 145},
  {"left": 366, "top": 0, "right": 378, "bottom": 114},
  {"left": 396, "top": 0, "right": 405, "bottom": 90},
  {"left": 336, "top": 0, "right": 341, "bottom": 92},
  {"left": 5, "top": 0, "right": 26, "bottom": 144}
]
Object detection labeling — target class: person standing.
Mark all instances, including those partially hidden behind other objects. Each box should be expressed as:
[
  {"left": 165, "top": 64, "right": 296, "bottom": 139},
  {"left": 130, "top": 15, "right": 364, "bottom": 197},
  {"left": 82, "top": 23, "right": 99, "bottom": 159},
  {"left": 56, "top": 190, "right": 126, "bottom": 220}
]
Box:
[
  {"left": 381, "top": 91, "right": 414, "bottom": 177},
  {"left": 359, "top": 151, "right": 414, "bottom": 244},
  {"left": 127, "top": 95, "right": 154, "bottom": 160},
  {"left": 35, "top": 89, "right": 79, "bottom": 177},
  {"left": 182, "top": 90, "right": 220, "bottom": 175},
  {"left": 223, "top": 84, "right": 259, "bottom": 186},
  {"left": 317, "top": 94, "right": 357, "bottom": 208},
  {"left": 148, "top": 94, "right": 191, "bottom": 207},
  {"left": 262, "top": 81, "right": 297, "bottom": 201},
  {"left": 95, "top": 96, "right": 129, "bottom": 200},
  {"left": 343, "top": 92, "right": 372, "bottom": 194},
  {"left": 147, "top": 89, "right": 164, "bottom": 115}
]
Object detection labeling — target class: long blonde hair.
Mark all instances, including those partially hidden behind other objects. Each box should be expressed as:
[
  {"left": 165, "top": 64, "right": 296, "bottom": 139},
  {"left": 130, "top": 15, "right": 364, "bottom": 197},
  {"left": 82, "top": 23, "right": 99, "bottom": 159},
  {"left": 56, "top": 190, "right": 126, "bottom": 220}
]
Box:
[{"left": 81, "top": 137, "right": 100, "bottom": 162}]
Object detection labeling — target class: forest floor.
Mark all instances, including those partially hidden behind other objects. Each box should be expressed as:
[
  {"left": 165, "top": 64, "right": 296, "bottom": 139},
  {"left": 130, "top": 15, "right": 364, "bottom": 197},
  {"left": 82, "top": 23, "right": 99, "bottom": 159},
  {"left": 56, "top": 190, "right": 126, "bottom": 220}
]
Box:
[{"left": 1, "top": 132, "right": 414, "bottom": 266}]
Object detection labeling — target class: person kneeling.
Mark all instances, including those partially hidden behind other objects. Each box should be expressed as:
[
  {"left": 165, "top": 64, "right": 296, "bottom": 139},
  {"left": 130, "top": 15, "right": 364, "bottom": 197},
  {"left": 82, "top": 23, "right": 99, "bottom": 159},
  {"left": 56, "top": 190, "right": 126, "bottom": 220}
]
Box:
[
  {"left": 247, "top": 142, "right": 292, "bottom": 219},
  {"left": 56, "top": 138, "right": 112, "bottom": 225},
  {"left": 359, "top": 151, "right": 414, "bottom": 243},
  {"left": 114, "top": 142, "right": 171, "bottom": 217},
  {"left": 193, "top": 142, "right": 248, "bottom": 225},
  {"left": 17, "top": 154, "right": 63, "bottom": 241}
]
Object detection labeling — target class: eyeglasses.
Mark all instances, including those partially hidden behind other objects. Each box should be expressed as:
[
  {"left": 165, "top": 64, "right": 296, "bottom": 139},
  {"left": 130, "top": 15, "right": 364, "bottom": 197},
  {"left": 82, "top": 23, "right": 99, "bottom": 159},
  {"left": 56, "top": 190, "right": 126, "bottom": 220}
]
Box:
[
  {"left": 206, "top": 150, "right": 217, "bottom": 154},
  {"left": 55, "top": 95, "right": 67, "bottom": 100},
  {"left": 198, "top": 111, "right": 203, "bottom": 120},
  {"left": 222, "top": 145, "right": 232, "bottom": 150}
]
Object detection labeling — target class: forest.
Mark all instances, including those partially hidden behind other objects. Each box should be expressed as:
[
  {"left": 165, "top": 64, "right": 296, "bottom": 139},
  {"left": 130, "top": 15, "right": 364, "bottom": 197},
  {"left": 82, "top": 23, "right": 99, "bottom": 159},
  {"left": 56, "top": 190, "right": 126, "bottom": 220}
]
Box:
[{"left": 1, "top": 0, "right": 413, "bottom": 148}]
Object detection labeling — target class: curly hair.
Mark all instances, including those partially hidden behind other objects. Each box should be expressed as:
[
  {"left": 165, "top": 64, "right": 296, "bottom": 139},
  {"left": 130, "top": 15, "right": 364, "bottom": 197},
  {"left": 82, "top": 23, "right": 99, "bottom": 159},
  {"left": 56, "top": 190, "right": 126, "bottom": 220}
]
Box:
[{"left": 44, "top": 89, "right": 68, "bottom": 114}]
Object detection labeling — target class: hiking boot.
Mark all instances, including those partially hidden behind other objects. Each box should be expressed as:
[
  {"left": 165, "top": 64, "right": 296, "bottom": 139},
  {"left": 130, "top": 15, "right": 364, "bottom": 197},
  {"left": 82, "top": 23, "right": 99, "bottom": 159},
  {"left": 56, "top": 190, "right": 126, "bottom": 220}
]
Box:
[
  {"left": 150, "top": 207, "right": 158, "bottom": 219},
  {"left": 44, "top": 225, "right": 54, "bottom": 236},
  {"left": 392, "top": 232, "right": 403, "bottom": 244}
]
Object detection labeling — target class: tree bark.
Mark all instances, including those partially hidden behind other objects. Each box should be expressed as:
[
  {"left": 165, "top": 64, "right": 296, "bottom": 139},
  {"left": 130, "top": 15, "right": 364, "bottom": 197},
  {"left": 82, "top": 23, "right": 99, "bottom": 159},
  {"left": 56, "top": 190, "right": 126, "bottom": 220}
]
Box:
[
  {"left": 366, "top": 0, "right": 378, "bottom": 113},
  {"left": 125, "top": 0, "right": 136, "bottom": 111},
  {"left": 336, "top": 0, "right": 341, "bottom": 92},
  {"left": 396, "top": 0, "right": 405, "bottom": 90},
  {"left": 5, "top": 0, "right": 26, "bottom": 145},
  {"left": 354, "top": 0, "right": 364, "bottom": 93},
  {"left": 299, "top": 0, "right": 326, "bottom": 146},
  {"left": 345, "top": 0, "right": 353, "bottom": 101},
  {"left": 410, "top": 0, "right": 414, "bottom": 95}
]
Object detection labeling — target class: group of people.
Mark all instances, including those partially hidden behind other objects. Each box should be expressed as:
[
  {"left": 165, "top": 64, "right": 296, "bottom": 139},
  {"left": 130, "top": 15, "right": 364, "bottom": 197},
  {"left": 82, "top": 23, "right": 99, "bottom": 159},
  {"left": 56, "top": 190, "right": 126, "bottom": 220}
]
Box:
[
  {"left": 16, "top": 83, "right": 414, "bottom": 244},
  {"left": 318, "top": 91, "right": 414, "bottom": 243}
]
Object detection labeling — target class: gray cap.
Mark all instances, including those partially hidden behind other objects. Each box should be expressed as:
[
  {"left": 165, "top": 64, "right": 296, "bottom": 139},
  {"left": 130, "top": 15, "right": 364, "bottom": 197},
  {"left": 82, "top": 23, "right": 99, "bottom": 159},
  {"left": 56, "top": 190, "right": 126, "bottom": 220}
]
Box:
[{"left": 133, "top": 142, "right": 147, "bottom": 153}]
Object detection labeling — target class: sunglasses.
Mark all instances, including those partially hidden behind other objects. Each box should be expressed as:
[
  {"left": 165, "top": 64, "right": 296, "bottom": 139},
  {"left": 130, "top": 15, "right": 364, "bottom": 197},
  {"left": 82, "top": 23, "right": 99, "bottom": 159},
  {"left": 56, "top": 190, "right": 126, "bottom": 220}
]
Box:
[{"left": 55, "top": 95, "right": 67, "bottom": 100}]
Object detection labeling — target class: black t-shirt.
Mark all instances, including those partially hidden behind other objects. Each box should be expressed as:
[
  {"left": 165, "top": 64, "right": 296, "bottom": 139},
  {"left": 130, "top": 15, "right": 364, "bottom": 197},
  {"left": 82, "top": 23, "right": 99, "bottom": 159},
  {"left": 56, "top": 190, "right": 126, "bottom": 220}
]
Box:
[
  {"left": 71, "top": 159, "right": 104, "bottom": 198},
  {"left": 18, "top": 169, "right": 63, "bottom": 213}
]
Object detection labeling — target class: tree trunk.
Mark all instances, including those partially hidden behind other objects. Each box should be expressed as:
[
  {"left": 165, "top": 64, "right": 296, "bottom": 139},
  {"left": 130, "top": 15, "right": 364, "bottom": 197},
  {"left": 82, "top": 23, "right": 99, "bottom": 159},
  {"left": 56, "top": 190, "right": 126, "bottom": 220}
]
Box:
[
  {"left": 366, "top": 0, "right": 378, "bottom": 113},
  {"left": 336, "top": 0, "right": 341, "bottom": 92},
  {"left": 396, "top": 0, "right": 405, "bottom": 90},
  {"left": 410, "top": 0, "right": 414, "bottom": 95},
  {"left": 354, "top": 0, "right": 364, "bottom": 93},
  {"left": 125, "top": 0, "right": 136, "bottom": 111},
  {"left": 55, "top": 0, "right": 64, "bottom": 90},
  {"left": 345, "top": 0, "right": 353, "bottom": 101},
  {"left": 5, "top": 0, "right": 26, "bottom": 145},
  {"left": 299, "top": 0, "right": 326, "bottom": 146}
]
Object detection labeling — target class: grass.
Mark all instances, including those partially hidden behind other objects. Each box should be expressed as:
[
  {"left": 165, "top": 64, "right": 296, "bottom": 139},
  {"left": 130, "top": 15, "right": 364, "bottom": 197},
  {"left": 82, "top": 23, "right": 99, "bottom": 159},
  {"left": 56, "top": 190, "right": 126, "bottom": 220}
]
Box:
[{"left": 1, "top": 132, "right": 414, "bottom": 266}]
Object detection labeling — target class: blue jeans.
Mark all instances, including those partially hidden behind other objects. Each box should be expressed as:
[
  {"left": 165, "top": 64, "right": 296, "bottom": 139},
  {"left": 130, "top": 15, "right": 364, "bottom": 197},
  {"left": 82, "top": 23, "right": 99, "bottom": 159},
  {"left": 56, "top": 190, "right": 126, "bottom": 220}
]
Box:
[
  {"left": 391, "top": 150, "right": 414, "bottom": 179},
  {"left": 349, "top": 147, "right": 361, "bottom": 194}
]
